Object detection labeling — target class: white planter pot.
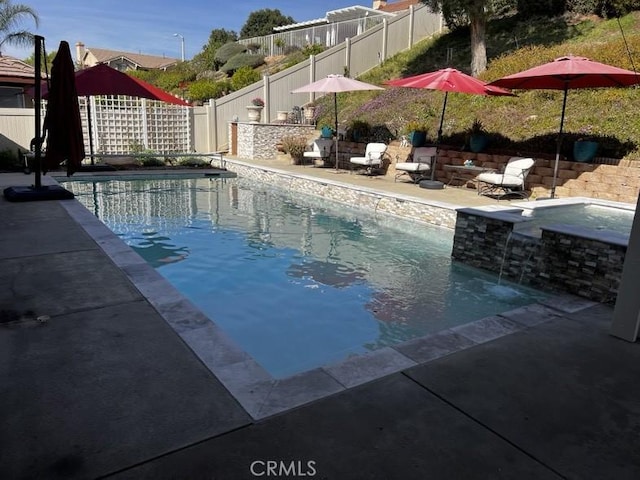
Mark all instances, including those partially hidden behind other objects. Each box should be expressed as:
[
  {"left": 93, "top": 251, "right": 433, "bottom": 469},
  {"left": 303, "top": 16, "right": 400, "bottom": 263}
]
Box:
[{"left": 246, "top": 105, "right": 263, "bottom": 123}]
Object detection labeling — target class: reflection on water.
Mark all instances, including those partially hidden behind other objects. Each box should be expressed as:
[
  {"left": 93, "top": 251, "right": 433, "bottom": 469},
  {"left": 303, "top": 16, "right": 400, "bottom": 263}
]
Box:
[{"left": 63, "top": 177, "right": 547, "bottom": 378}]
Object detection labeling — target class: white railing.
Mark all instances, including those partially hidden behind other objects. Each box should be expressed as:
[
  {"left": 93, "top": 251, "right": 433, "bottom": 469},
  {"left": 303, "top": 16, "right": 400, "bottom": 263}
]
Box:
[{"left": 237, "top": 15, "right": 388, "bottom": 56}]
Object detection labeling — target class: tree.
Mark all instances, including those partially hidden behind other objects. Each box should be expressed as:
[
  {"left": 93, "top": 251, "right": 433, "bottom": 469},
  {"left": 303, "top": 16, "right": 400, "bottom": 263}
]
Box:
[
  {"left": 0, "top": 0, "right": 39, "bottom": 54},
  {"left": 422, "top": 0, "right": 489, "bottom": 76},
  {"left": 239, "top": 9, "right": 295, "bottom": 39},
  {"left": 23, "top": 49, "right": 55, "bottom": 73},
  {"left": 191, "top": 28, "right": 238, "bottom": 72}
]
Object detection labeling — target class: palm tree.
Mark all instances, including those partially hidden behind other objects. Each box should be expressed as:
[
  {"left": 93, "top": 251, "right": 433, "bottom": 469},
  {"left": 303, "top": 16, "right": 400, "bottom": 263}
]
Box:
[{"left": 0, "top": 0, "right": 39, "bottom": 55}]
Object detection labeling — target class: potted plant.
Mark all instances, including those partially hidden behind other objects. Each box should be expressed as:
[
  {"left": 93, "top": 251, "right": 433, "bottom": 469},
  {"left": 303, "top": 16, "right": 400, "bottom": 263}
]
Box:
[
  {"left": 404, "top": 121, "right": 428, "bottom": 147},
  {"left": 348, "top": 119, "right": 371, "bottom": 142},
  {"left": 467, "top": 118, "right": 489, "bottom": 153},
  {"left": 573, "top": 125, "right": 598, "bottom": 162},
  {"left": 246, "top": 97, "right": 265, "bottom": 122},
  {"left": 320, "top": 125, "right": 334, "bottom": 138},
  {"left": 280, "top": 135, "right": 308, "bottom": 165}
]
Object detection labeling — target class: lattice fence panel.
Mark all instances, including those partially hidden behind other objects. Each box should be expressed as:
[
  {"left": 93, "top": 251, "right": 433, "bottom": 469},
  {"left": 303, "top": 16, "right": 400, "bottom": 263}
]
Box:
[{"left": 78, "top": 96, "right": 190, "bottom": 155}]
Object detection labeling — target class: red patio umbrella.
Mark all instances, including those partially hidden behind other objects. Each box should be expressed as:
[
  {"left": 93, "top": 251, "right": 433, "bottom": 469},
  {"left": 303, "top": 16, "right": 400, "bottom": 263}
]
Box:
[
  {"left": 489, "top": 55, "right": 640, "bottom": 198},
  {"left": 42, "top": 40, "right": 85, "bottom": 176},
  {"left": 37, "top": 63, "right": 189, "bottom": 163},
  {"left": 386, "top": 68, "right": 513, "bottom": 184},
  {"left": 292, "top": 74, "right": 383, "bottom": 171},
  {"left": 39, "top": 63, "right": 190, "bottom": 105}
]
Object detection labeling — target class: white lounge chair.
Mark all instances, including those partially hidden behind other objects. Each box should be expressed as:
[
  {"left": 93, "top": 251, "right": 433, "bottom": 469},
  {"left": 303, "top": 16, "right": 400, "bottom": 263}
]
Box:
[
  {"left": 303, "top": 138, "right": 333, "bottom": 166},
  {"left": 476, "top": 157, "right": 535, "bottom": 199},
  {"left": 394, "top": 146, "right": 437, "bottom": 183},
  {"left": 349, "top": 142, "right": 387, "bottom": 175}
]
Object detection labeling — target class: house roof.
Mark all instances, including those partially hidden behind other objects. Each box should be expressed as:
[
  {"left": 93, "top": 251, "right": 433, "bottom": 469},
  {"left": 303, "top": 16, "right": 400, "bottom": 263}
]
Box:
[
  {"left": 84, "top": 48, "right": 179, "bottom": 70},
  {"left": 0, "top": 55, "right": 38, "bottom": 85},
  {"left": 378, "top": 0, "right": 420, "bottom": 13}
]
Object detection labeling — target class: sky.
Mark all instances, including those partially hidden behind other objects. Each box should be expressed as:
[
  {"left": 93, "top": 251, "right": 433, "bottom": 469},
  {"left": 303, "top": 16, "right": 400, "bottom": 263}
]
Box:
[{"left": 2, "top": 0, "right": 362, "bottom": 61}]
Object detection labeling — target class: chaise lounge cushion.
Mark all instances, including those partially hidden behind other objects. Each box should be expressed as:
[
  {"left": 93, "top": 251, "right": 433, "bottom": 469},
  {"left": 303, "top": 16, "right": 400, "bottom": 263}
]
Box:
[
  {"left": 395, "top": 147, "right": 437, "bottom": 182},
  {"left": 476, "top": 157, "right": 535, "bottom": 199},
  {"left": 350, "top": 142, "right": 387, "bottom": 167}
]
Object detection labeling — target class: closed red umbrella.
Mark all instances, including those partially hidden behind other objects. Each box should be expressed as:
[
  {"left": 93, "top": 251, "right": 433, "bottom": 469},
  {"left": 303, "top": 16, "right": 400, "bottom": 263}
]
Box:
[
  {"left": 386, "top": 68, "right": 513, "bottom": 185},
  {"left": 42, "top": 40, "right": 85, "bottom": 176},
  {"left": 489, "top": 55, "right": 640, "bottom": 198}
]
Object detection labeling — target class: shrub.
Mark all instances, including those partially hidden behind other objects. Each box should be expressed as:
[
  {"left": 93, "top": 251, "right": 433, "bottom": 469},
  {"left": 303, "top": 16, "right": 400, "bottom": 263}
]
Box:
[
  {"left": 188, "top": 79, "right": 232, "bottom": 103},
  {"left": 302, "top": 44, "right": 326, "bottom": 57},
  {"left": 0, "top": 148, "right": 22, "bottom": 171},
  {"left": 214, "top": 42, "right": 247, "bottom": 65},
  {"left": 140, "top": 156, "right": 165, "bottom": 167},
  {"left": 177, "top": 157, "right": 209, "bottom": 167},
  {"left": 220, "top": 53, "right": 265, "bottom": 74},
  {"left": 347, "top": 120, "right": 371, "bottom": 141},
  {"left": 231, "top": 66, "right": 261, "bottom": 90},
  {"left": 280, "top": 135, "right": 308, "bottom": 164},
  {"left": 404, "top": 120, "right": 429, "bottom": 134}
]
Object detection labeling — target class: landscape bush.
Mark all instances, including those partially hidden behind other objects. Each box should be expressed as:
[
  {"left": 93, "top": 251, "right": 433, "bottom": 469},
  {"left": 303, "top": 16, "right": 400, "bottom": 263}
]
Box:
[
  {"left": 231, "top": 66, "right": 262, "bottom": 90},
  {"left": 220, "top": 53, "right": 265, "bottom": 74},
  {"left": 214, "top": 42, "right": 247, "bottom": 65}
]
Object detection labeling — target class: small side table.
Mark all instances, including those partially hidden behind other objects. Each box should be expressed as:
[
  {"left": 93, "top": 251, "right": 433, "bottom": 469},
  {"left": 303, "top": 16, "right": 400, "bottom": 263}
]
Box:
[{"left": 443, "top": 164, "right": 494, "bottom": 187}]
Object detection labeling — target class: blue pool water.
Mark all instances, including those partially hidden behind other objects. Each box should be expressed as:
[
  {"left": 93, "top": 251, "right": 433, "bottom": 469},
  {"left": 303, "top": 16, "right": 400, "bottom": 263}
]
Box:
[{"left": 64, "top": 177, "right": 548, "bottom": 378}]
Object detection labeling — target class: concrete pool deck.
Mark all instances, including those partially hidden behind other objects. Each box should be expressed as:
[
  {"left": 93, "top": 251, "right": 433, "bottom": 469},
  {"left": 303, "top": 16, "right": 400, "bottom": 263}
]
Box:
[{"left": 1, "top": 169, "right": 640, "bottom": 479}]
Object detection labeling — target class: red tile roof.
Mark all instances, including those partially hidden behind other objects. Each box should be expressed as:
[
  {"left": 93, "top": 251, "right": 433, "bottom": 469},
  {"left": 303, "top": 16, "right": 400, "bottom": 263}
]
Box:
[
  {"left": 0, "top": 55, "right": 38, "bottom": 84},
  {"left": 378, "top": 0, "right": 421, "bottom": 13},
  {"left": 85, "top": 48, "right": 179, "bottom": 70}
]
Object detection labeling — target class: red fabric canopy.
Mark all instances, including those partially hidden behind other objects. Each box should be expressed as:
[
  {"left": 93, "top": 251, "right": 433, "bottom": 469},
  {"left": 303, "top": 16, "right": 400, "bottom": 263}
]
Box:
[
  {"left": 489, "top": 56, "right": 640, "bottom": 90},
  {"left": 386, "top": 68, "right": 513, "bottom": 96},
  {"left": 40, "top": 63, "right": 189, "bottom": 106}
]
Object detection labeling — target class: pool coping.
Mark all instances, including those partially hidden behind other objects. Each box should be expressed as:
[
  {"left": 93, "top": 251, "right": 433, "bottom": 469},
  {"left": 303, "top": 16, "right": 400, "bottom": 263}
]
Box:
[{"left": 59, "top": 173, "right": 600, "bottom": 420}]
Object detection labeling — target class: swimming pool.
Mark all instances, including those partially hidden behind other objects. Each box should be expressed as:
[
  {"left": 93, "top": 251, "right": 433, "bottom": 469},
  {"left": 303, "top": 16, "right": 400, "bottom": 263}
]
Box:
[{"left": 63, "top": 176, "right": 548, "bottom": 378}]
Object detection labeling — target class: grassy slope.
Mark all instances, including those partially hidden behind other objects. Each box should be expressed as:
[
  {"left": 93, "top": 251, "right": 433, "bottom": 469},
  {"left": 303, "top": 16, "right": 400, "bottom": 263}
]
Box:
[{"left": 312, "top": 12, "right": 640, "bottom": 159}]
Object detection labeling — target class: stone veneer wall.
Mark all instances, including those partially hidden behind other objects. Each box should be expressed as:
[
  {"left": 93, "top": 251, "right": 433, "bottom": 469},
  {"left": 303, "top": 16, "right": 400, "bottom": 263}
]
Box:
[
  {"left": 235, "top": 122, "right": 316, "bottom": 160},
  {"left": 452, "top": 209, "right": 626, "bottom": 303},
  {"left": 223, "top": 159, "right": 457, "bottom": 228}
]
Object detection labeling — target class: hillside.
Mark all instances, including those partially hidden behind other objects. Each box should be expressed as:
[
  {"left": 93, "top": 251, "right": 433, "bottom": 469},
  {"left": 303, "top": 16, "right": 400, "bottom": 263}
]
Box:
[{"left": 311, "top": 12, "right": 640, "bottom": 160}]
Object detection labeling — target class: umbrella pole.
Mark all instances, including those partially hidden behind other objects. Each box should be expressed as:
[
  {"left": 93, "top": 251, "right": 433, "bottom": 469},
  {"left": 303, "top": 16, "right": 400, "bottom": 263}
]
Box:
[
  {"left": 551, "top": 87, "right": 568, "bottom": 199},
  {"left": 86, "top": 96, "right": 95, "bottom": 165},
  {"left": 34, "top": 36, "right": 43, "bottom": 189},
  {"left": 432, "top": 92, "right": 448, "bottom": 181},
  {"left": 334, "top": 93, "right": 339, "bottom": 172}
]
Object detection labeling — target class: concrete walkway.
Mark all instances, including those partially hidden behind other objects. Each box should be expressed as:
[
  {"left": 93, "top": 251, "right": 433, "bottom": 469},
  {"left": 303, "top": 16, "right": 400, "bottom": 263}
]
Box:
[{"left": 1, "top": 169, "right": 639, "bottom": 479}]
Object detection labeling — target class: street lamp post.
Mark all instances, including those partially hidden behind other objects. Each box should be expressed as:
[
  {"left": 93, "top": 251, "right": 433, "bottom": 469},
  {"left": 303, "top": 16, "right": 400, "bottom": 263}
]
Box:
[{"left": 173, "top": 33, "right": 185, "bottom": 61}]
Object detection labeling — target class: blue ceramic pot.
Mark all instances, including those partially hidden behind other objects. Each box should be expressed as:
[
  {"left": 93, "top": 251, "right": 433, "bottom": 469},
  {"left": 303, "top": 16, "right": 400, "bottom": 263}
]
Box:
[
  {"left": 408, "top": 131, "right": 426, "bottom": 147},
  {"left": 573, "top": 141, "right": 598, "bottom": 162},
  {"left": 469, "top": 134, "right": 489, "bottom": 153}
]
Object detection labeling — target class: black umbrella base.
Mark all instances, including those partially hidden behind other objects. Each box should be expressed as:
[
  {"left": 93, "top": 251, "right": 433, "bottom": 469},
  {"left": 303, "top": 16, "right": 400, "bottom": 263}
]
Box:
[
  {"left": 419, "top": 180, "right": 445, "bottom": 190},
  {"left": 3, "top": 185, "right": 75, "bottom": 202}
]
